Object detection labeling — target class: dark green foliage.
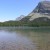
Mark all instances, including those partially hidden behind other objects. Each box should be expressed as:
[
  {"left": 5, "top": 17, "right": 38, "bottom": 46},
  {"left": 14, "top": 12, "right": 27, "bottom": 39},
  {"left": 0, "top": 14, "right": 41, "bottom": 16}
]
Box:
[{"left": 0, "top": 17, "right": 50, "bottom": 27}]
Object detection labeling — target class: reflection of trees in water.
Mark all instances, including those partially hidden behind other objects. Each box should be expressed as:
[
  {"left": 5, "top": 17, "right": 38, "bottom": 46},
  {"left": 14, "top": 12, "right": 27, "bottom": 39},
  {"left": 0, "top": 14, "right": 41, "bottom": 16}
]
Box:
[
  {"left": 14, "top": 29, "right": 50, "bottom": 50},
  {"left": 0, "top": 27, "right": 50, "bottom": 50}
]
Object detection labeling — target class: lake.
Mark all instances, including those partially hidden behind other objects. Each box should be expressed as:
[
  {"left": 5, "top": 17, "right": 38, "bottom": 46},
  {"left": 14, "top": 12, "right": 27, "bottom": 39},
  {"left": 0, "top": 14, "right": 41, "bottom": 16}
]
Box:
[{"left": 0, "top": 27, "right": 50, "bottom": 50}]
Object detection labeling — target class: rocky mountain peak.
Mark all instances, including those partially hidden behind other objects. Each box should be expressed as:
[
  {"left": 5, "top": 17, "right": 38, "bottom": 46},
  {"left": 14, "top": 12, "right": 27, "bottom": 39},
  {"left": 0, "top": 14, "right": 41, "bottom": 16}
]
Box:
[
  {"left": 32, "top": 1, "right": 50, "bottom": 13},
  {"left": 19, "top": 1, "right": 50, "bottom": 22}
]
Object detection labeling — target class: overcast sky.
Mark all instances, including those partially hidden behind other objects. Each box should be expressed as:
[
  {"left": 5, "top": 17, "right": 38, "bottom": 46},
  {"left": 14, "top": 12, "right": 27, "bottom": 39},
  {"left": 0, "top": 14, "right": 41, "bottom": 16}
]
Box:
[{"left": 0, "top": 0, "right": 50, "bottom": 22}]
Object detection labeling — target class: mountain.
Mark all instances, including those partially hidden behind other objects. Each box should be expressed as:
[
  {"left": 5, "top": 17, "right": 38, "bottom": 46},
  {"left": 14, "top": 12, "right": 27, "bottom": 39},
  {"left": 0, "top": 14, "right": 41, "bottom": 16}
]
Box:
[
  {"left": 30, "top": 1, "right": 50, "bottom": 13},
  {"left": 16, "top": 15, "right": 25, "bottom": 21},
  {"left": 21, "top": 1, "right": 50, "bottom": 22},
  {"left": 0, "top": 1, "right": 50, "bottom": 27}
]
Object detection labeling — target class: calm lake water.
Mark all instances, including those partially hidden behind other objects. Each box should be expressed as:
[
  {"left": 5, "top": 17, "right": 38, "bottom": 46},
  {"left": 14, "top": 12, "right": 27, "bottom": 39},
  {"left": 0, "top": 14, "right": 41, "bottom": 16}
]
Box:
[{"left": 0, "top": 27, "right": 50, "bottom": 50}]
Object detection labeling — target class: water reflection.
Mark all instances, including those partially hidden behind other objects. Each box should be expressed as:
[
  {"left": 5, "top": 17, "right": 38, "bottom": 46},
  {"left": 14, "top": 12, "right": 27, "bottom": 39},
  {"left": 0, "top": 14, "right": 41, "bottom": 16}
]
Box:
[
  {"left": 0, "top": 27, "right": 50, "bottom": 50},
  {"left": 15, "top": 29, "right": 50, "bottom": 50}
]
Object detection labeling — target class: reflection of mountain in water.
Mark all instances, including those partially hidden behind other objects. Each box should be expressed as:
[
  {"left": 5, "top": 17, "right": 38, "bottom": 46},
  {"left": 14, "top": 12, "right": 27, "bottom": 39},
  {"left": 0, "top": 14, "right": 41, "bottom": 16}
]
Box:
[{"left": 0, "top": 27, "right": 50, "bottom": 50}]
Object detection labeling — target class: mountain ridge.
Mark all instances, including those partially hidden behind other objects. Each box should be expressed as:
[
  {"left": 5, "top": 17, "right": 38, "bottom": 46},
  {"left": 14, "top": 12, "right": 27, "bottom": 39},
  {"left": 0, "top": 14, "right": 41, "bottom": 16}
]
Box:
[
  {"left": 20, "top": 1, "right": 50, "bottom": 22},
  {"left": 0, "top": 1, "right": 50, "bottom": 27}
]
